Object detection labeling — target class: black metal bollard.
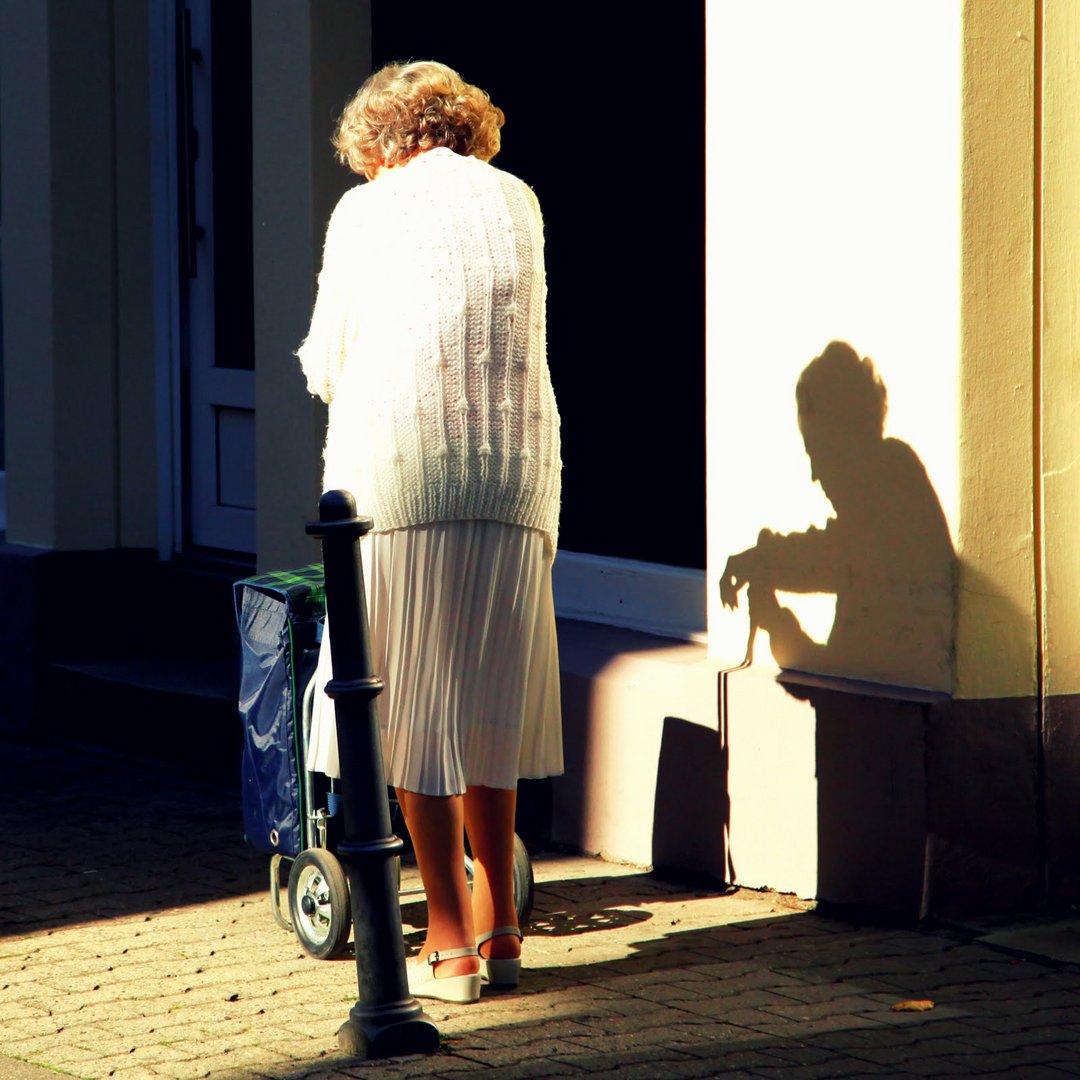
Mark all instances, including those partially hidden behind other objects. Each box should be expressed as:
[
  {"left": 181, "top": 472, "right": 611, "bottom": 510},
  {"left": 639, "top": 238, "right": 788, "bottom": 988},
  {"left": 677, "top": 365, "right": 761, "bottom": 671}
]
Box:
[{"left": 306, "top": 490, "right": 439, "bottom": 1058}]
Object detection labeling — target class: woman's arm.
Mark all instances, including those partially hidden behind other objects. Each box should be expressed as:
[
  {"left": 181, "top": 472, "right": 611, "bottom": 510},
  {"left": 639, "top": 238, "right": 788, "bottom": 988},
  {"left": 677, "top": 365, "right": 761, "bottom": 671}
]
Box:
[
  {"left": 721, "top": 521, "right": 842, "bottom": 609},
  {"left": 295, "top": 193, "right": 358, "bottom": 403}
]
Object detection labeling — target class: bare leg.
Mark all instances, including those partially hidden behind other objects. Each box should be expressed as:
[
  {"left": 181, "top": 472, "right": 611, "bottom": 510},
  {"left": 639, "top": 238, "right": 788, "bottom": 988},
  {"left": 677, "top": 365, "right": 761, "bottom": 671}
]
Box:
[
  {"left": 396, "top": 788, "right": 478, "bottom": 978},
  {"left": 463, "top": 784, "right": 521, "bottom": 960}
]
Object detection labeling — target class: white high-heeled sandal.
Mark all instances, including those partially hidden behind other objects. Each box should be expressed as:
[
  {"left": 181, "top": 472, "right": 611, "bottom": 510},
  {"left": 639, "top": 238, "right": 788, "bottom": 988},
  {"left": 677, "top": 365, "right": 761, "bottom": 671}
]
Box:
[
  {"left": 477, "top": 926, "right": 523, "bottom": 987},
  {"left": 407, "top": 946, "right": 481, "bottom": 1004}
]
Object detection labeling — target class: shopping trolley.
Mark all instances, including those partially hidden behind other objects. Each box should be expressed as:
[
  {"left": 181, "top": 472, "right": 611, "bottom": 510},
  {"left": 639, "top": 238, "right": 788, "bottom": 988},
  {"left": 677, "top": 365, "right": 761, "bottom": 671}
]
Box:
[{"left": 234, "top": 565, "right": 534, "bottom": 960}]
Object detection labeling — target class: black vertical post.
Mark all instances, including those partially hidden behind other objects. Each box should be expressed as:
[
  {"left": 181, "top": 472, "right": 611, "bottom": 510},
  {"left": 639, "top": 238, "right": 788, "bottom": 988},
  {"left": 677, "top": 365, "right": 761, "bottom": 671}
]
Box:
[{"left": 306, "top": 489, "right": 439, "bottom": 1058}]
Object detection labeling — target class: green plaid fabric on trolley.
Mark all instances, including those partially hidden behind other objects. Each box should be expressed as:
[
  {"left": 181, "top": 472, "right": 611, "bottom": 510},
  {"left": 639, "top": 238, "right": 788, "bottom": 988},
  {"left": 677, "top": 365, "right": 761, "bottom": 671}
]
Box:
[{"left": 233, "top": 563, "right": 326, "bottom": 624}]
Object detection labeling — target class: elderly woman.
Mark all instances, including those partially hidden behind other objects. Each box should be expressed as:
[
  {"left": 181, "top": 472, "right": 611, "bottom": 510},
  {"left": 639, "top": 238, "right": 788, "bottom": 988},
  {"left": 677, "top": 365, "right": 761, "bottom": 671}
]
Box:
[{"left": 297, "top": 60, "right": 563, "bottom": 1004}]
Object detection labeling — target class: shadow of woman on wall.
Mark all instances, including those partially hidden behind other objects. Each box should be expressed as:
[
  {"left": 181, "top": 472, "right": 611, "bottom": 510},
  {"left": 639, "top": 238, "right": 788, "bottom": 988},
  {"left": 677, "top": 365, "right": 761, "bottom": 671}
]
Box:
[
  {"left": 720, "top": 341, "right": 957, "bottom": 912},
  {"left": 721, "top": 340, "right": 954, "bottom": 687}
]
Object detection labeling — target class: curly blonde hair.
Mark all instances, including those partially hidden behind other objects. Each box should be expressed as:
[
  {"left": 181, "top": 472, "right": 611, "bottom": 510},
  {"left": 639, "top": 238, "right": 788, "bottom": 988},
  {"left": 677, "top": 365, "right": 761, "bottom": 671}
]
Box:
[
  {"left": 797, "top": 341, "right": 888, "bottom": 444},
  {"left": 333, "top": 60, "right": 504, "bottom": 180}
]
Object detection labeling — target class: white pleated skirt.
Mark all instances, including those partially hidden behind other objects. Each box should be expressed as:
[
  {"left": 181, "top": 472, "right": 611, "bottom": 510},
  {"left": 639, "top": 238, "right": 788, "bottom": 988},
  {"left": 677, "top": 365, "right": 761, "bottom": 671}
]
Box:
[{"left": 307, "top": 519, "right": 563, "bottom": 796}]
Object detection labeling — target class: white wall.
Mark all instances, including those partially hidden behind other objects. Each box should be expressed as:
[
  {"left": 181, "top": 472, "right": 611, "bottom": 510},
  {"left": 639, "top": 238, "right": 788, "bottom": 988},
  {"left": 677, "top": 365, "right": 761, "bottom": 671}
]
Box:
[
  {"left": 706, "top": 2, "right": 962, "bottom": 673},
  {"left": 705, "top": 2, "right": 963, "bottom": 899}
]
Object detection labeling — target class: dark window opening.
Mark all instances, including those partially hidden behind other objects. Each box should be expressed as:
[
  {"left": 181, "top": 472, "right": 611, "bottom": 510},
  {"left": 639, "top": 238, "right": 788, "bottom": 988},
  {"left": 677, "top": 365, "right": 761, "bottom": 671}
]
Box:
[
  {"left": 210, "top": 0, "right": 254, "bottom": 371},
  {"left": 371, "top": 5, "right": 706, "bottom": 568}
]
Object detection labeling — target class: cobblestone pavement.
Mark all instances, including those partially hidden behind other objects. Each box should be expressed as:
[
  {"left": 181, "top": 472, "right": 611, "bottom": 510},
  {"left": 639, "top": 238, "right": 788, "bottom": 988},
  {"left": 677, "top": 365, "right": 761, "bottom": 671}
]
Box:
[{"left": 4, "top": 739, "right": 1080, "bottom": 1080}]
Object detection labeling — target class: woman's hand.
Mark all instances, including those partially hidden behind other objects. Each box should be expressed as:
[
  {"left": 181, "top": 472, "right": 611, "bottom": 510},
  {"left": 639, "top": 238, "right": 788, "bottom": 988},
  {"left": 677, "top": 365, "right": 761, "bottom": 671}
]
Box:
[
  {"left": 720, "top": 528, "right": 777, "bottom": 609},
  {"left": 747, "top": 583, "right": 815, "bottom": 669},
  {"left": 720, "top": 549, "right": 755, "bottom": 609}
]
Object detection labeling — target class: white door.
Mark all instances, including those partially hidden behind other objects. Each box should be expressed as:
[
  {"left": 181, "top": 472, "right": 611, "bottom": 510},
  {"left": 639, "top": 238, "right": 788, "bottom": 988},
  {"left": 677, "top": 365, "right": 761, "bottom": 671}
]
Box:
[{"left": 176, "top": 0, "right": 255, "bottom": 553}]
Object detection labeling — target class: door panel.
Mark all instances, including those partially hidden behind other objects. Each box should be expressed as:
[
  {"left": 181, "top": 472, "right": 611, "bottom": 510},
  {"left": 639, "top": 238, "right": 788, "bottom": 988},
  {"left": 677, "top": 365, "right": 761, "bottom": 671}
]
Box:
[{"left": 180, "top": 0, "right": 255, "bottom": 553}]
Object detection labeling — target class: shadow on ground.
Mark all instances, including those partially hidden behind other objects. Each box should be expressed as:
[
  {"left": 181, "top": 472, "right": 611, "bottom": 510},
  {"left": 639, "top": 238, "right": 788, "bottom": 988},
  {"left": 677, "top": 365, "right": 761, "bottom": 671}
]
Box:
[
  {"left": 0, "top": 738, "right": 263, "bottom": 937},
  {"left": 200, "top": 907, "right": 1080, "bottom": 1079},
  {"left": 0, "top": 738, "right": 669, "bottom": 944},
  {"left": 6, "top": 737, "right": 1080, "bottom": 1079}
]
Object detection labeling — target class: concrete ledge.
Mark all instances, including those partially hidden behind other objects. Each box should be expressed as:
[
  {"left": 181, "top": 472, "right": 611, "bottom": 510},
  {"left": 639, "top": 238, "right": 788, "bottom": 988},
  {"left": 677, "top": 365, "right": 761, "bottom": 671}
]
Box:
[
  {"left": 553, "top": 552, "right": 707, "bottom": 643},
  {"left": 553, "top": 627, "right": 1044, "bottom": 920},
  {"left": 552, "top": 618, "right": 728, "bottom": 879}
]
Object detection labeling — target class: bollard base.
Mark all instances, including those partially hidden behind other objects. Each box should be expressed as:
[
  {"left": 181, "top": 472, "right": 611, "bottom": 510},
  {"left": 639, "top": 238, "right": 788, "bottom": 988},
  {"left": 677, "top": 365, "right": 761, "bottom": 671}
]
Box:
[{"left": 337, "top": 1009, "right": 440, "bottom": 1059}]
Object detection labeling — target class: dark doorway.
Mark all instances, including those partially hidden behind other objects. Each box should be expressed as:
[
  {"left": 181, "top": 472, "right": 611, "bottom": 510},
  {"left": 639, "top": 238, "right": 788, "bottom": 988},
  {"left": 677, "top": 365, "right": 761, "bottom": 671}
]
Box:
[{"left": 371, "top": 7, "right": 706, "bottom": 568}]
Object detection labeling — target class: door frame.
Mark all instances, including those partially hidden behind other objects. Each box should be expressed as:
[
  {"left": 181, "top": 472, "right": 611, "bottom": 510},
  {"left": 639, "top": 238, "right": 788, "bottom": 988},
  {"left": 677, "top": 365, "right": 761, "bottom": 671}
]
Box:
[
  {"left": 149, "top": 0, "right": 184, "bottom": 560},
  {"left": 149, "top": 0, "right": 257, "bottom": 559}
]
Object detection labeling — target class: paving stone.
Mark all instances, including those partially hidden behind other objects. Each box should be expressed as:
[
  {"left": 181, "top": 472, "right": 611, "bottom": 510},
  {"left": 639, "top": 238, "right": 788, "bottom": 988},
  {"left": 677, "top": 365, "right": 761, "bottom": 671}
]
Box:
[
  {"left": 947, "top": 1047, "right": 1080, "bottom": 1073},
  {"left": 896, "top": 1058, "right": 982, "bottom": 1076},
  {"left": 957, "top": 1025, "right": 1080, "bottom": 1053},
  {"left": 452, "top": 1047, "right": 585, "bottom": 1076},
  {"left": 768, "top": 980, "right": 869, "bottom": 1005},
  {"left": 667, "top": 988, "right": 813, "bottom": 1019},
  {"left": 837, "top": 1072, "right": 917, "bottom": 1079},
  {"left": 8, "top": 739, "right": 1080, "bottom": 1080},
  {"left": 971, "top": 1070, "right": 1080, "bottom": 1080},
  {"left": 558, "top": 1054, "right": 733, "bottom": 1079},
  {"left": 751, "top": 1061, "right": 898, "bottom": 1079},
  {"left": 757, "top": 1042, "right": 844, "bottom": 1066},
  {"left": 797, "top": 1029, "right": 894, "bottom": 1052},
  {"left": 759, "top": 993, "right": 897, "bottom": 1021}
]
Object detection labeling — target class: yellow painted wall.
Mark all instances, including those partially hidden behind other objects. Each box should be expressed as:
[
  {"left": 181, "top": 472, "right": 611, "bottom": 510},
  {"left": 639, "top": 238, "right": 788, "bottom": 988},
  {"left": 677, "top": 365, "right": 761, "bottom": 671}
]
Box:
[
  {"left": 0, "top": 0, "right": 133, "bottom": 551},
  {"left": 113, "top": 0, "right": 159, "bottom": 550},
  {"left": 707, "top": 2, "right": 962, "bottom": 693},
  {"left": 0, "top": 0, "right": 56, "bottom": 547},
  {"left": 953, "top": 0, "right": 1038, "bottom": 701},
  {"left": 252, "top": 1, "right": 371, "bottom": 573},
  {"left": 707, "top": 0, "right": 1050, "bottom": 704},
  {"left": 704, "top": 0, "right": 1080, "bottom": 912},
  {"left": 0, "top": 0, "right": 158, "bottom": 551},
  {"left": 1041, "top": 1, "right": 1080, "bottom": 699}
]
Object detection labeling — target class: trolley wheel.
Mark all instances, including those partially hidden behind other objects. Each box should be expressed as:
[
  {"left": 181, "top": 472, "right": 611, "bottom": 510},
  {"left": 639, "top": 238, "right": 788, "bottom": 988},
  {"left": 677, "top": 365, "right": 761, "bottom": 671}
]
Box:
[
  {"left": 463, "top": 833, "right": 535, "bottom": 926},
  {"left": 288, "top": 848, "right": 352, "bottom": 960}
]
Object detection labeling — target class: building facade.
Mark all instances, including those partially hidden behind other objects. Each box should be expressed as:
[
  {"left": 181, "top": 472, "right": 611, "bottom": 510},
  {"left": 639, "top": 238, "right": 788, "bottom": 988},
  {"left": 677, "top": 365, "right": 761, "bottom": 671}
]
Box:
[{"left": 2, "top": 1, "right": 1078, "bottom": 919}]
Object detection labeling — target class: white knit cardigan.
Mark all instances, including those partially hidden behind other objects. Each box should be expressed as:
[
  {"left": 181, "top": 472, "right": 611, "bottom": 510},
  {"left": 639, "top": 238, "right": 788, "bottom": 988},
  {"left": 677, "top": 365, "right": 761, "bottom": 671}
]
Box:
[{"left": 297, "top": 148, "right": 562, "bottom": 553}]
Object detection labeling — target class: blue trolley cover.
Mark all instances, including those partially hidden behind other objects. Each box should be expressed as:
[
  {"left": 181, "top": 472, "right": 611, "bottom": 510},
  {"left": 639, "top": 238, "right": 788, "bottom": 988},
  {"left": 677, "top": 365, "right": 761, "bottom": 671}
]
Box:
[{"left": 234, "top": 565, "right": 325, "bottom": 858}]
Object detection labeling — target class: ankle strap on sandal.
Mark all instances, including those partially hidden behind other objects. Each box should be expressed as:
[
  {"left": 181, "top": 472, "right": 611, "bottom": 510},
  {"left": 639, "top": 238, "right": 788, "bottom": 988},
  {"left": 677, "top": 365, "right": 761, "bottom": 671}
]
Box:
[
  {"left": 476, "top": 925, "right": 523, "bottom": 947},
  {"left": 426, "top": 946, "right": 479, "bottom": 965}
]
